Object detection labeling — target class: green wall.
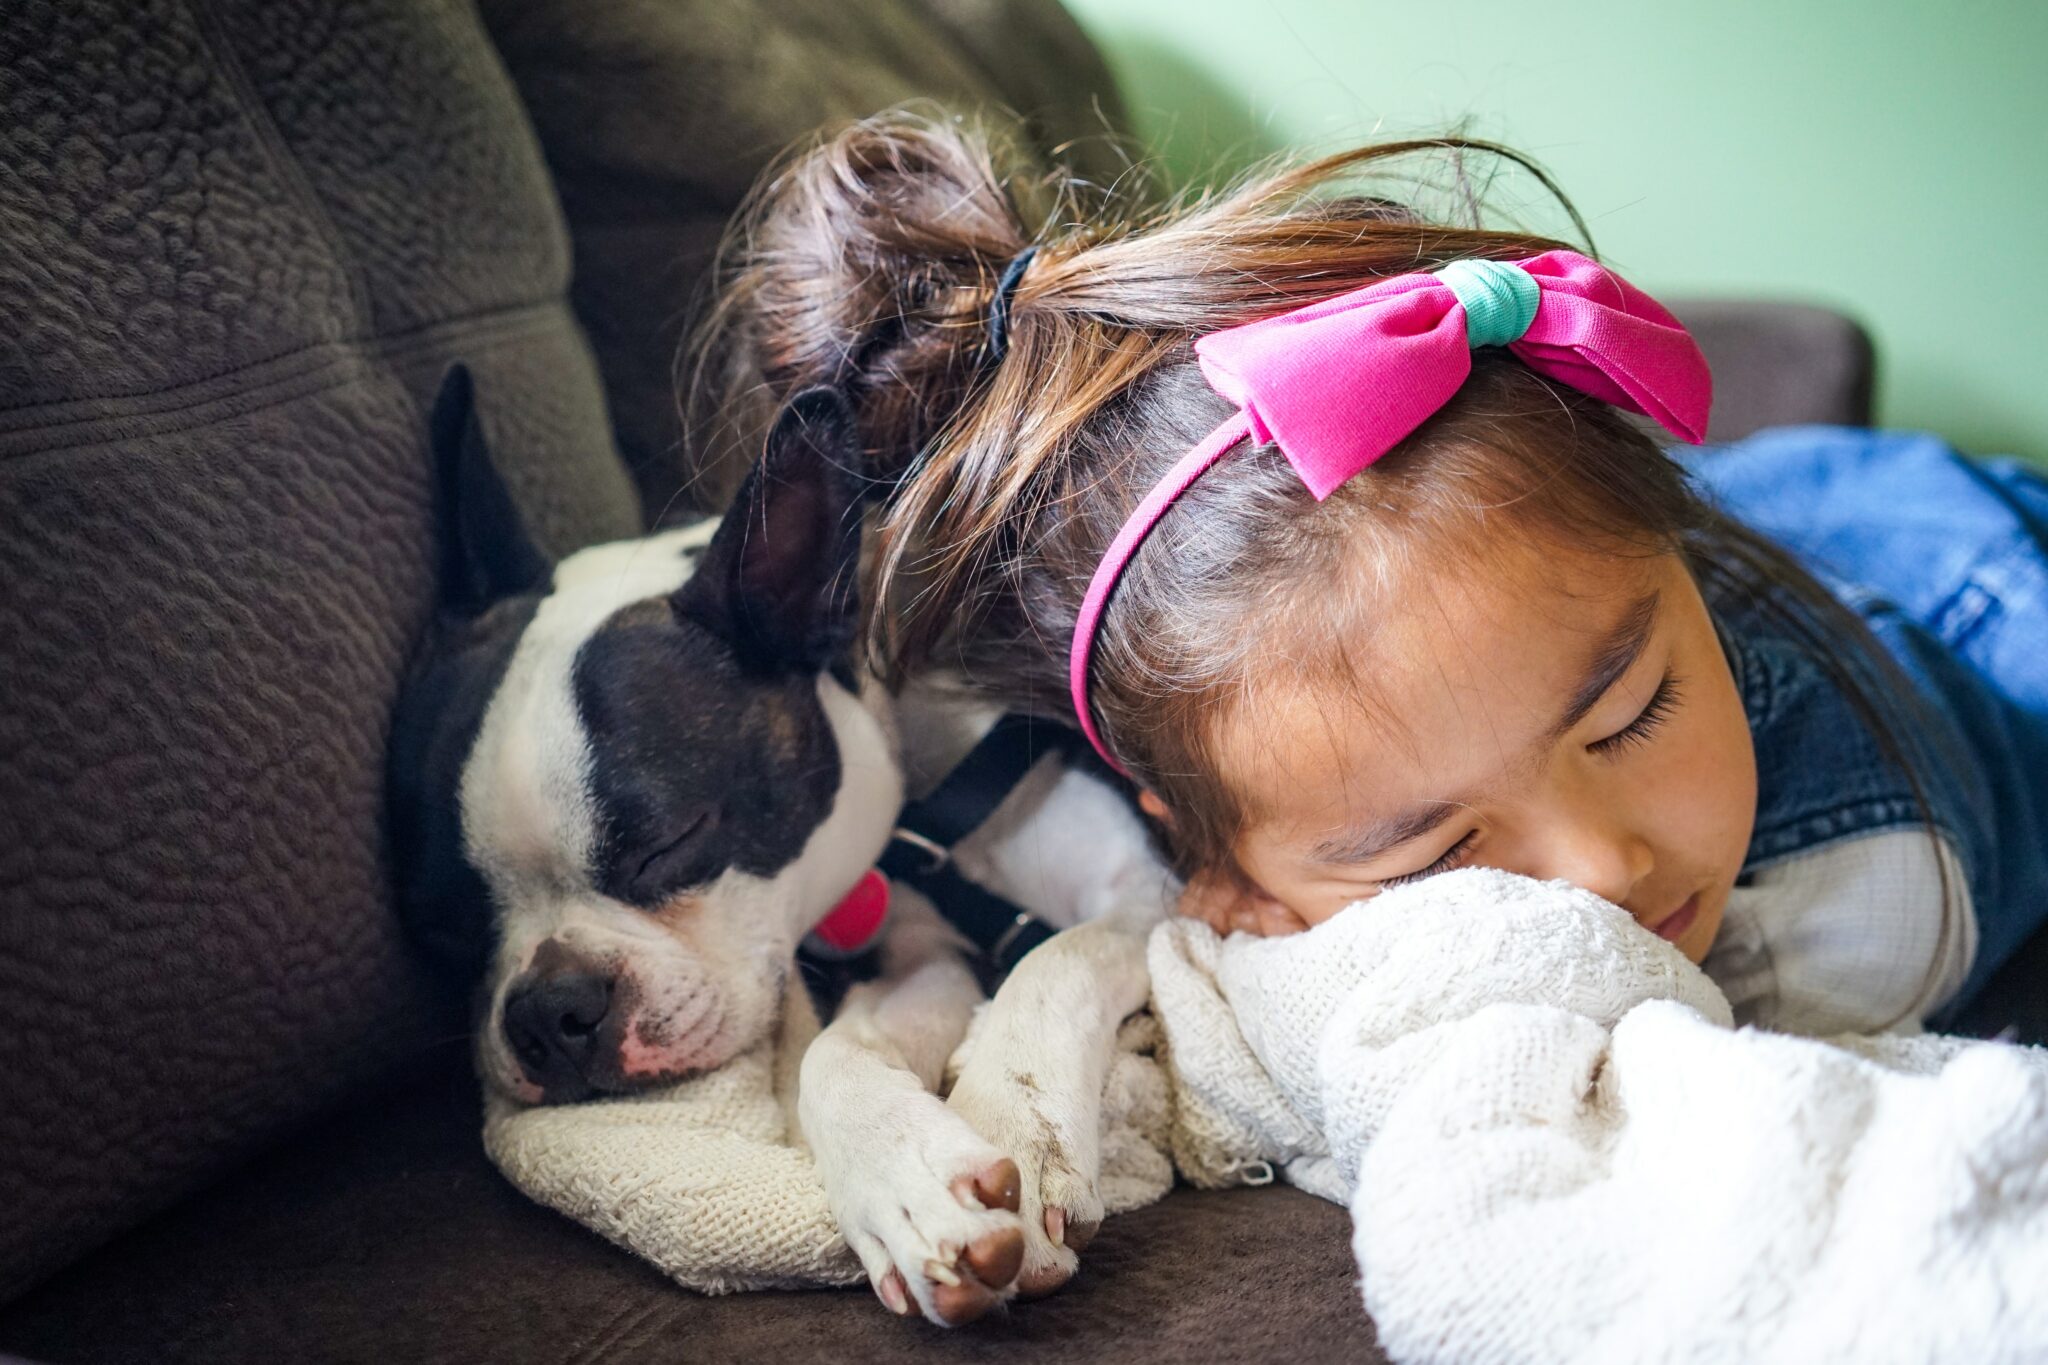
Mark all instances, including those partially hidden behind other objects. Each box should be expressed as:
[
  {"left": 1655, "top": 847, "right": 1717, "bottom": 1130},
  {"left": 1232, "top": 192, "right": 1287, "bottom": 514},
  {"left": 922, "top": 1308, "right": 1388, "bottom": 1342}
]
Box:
[{"left": 1062, "top": 0, "right": 2048, "bottom": 460}]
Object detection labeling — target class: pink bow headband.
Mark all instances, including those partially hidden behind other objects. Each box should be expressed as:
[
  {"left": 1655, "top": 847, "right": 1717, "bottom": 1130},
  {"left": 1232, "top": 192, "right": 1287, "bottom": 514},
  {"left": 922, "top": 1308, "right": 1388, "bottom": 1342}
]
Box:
[{"left": 1067, "top": 248, "right": 1714, "bottom": 772}]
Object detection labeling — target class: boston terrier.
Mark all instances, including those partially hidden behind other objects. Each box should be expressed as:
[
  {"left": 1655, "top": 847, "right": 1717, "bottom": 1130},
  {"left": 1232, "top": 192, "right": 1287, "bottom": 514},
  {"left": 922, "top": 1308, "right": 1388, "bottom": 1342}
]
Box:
[{"left": 387, "top": 369, "right": 1171, "bottom": 1325}]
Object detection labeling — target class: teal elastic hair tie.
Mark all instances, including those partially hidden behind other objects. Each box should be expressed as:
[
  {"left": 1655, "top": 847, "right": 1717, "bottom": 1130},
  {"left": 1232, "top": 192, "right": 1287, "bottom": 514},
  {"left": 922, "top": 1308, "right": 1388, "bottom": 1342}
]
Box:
[{"left": 1433, "top": 258, "right": 1541, "bottom": 349}]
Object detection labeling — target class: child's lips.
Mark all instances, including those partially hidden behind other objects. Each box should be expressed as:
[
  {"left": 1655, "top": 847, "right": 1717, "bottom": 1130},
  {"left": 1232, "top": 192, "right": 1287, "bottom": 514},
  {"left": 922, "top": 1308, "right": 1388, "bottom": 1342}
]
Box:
[{"left": 1651, "top": 893, "right": 1701, "bottom": 943}]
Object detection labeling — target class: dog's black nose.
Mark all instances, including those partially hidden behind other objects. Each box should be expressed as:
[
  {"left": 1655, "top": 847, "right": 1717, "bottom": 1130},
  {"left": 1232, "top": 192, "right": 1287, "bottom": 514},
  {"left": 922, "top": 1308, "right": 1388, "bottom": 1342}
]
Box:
[{"left": 502, "top": 970, "right": 614, "bottom": 1098}]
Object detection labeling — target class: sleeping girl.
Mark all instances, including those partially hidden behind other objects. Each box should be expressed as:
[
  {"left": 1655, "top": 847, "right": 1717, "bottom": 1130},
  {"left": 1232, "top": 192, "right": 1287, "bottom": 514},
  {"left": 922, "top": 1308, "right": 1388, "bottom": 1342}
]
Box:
[{"left": 706, "top": 112, "right": 2048, "bottom": 1038}]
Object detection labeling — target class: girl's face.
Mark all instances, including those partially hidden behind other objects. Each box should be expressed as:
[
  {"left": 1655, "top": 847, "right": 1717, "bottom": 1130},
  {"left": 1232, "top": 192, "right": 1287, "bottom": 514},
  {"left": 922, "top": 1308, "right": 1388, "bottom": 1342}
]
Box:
[{"left": 1178, "top": 539, "right": 1757, "bottom": 964}]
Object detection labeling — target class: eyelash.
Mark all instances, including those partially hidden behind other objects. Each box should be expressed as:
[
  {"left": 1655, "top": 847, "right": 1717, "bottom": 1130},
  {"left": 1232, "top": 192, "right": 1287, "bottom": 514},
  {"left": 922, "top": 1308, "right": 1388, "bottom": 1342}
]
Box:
[
  {"left": 1588, "top": 671, "right": 1683, "bottom": 757},
  {"left": 1377, "top": 671, "right": 1684, "bottom": 888},
  {"left": 1380, "top": 830, "right": 1477, "bottom": 887}
]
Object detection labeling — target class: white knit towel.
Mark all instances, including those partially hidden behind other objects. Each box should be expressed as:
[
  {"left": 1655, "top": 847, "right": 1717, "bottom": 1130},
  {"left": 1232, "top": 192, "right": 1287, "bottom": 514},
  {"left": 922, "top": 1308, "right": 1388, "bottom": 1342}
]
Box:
[{"left": 1148, "top": 866, "right": 2048, "bottom": 1365}]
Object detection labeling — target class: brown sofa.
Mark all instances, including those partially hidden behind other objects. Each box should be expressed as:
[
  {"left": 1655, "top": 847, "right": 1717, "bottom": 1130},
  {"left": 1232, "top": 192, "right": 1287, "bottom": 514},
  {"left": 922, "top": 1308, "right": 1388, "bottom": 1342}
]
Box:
[{"left": 2, "top": 2, "right": 2041, "bottom": 1361}]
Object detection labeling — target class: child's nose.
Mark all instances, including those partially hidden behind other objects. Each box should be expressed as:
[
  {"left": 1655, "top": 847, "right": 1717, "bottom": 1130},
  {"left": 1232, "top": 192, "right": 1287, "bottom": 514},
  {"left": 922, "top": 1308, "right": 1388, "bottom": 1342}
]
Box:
[
  {"left": 1544, "top": 833, "right": 1654, "bottom": 909},
  {"left": 1532, "top": 802, "right": 1656, "bottom": 910}
]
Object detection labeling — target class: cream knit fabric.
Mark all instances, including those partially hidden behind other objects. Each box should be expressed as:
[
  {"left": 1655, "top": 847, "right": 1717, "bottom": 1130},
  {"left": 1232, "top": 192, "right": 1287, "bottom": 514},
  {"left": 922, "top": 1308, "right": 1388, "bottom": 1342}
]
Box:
[
  {"left": 484, "top": 981, "right": 1174, "bottom": 1295},
  {"left": 1151, "top": 867, "right": 2048, "bottom": 1365},
  {"left": 483, "top": 1020, "right": 860, "bottom": 1294}
]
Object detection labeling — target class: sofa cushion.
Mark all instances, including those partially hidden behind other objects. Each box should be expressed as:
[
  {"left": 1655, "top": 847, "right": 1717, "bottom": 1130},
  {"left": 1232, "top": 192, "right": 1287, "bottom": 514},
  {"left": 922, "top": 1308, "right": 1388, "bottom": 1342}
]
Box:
[
  {"left": 5, "top": 927, "right": 2040, "bottom": 1363},
  {"left": 1668, "top": 300, "right": 1876, "bottom": 440},
  {"left": 0, "top": 0, "right": 641, "bottom": 1298},
  {"left": 0, "top": 1052, "right": 1383, "bottom": 1365}
]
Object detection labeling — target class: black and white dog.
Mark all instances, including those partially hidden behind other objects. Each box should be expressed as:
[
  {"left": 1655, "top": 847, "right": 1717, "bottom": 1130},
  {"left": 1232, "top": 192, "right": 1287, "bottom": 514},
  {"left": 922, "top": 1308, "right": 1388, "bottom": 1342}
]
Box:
[{"left": 388, "top": 369, "right": 1170, "bottom": 1325}]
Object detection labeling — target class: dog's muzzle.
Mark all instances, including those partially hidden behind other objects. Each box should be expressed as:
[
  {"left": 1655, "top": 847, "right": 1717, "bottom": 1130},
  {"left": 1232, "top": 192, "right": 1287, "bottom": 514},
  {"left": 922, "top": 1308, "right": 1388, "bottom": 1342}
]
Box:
[{"left": 501, "top": 967, "right": 616, "bottom": 1102}]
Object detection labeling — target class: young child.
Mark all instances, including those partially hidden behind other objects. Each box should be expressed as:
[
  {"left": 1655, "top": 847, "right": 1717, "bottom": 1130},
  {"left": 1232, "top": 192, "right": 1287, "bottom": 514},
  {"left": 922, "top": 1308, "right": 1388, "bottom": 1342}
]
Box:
[{"left": 700, "top": 113, "right": 2048, "bottom": 1037}]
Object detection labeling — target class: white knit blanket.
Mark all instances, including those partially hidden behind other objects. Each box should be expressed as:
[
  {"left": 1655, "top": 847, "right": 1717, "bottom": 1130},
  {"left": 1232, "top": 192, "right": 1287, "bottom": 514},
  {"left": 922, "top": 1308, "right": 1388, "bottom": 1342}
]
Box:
[
  {"left": 486, "top": 867, "right": 2048, "bottom": 1362},
  {"left": 1152, "top": 867, "right": 2048, "bottom": 1365}
]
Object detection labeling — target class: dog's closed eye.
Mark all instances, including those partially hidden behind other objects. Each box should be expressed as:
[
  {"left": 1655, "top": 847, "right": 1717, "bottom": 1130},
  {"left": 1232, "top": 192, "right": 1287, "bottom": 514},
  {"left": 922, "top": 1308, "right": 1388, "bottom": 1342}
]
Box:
[{"left": 622, "top": 808, "right": 721, "bottom": 905}]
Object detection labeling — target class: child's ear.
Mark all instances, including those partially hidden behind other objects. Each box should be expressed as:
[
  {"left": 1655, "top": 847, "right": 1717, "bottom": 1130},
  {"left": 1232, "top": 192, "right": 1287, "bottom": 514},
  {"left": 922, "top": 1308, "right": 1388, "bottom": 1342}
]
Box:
[{"left": 1138, "top": 790, "right": 1175, "bottom": 827}]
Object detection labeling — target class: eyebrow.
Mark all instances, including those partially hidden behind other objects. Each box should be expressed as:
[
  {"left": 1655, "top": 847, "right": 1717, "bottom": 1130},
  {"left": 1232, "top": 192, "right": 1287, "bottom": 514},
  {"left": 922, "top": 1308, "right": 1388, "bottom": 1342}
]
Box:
[{"left": 1307, "top": 589, "right": 1662, "bottom": 866}]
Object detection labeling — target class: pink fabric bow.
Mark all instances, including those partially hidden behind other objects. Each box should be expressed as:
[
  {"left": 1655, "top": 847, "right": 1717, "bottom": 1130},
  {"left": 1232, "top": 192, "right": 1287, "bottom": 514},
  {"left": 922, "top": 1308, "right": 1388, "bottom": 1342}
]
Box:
[
  {"left": 1068, "top": 249, "right": 1713, "bottom": 772},
  {"left": 1195, "top": 249, "right": 1712, "bottom": 499}
]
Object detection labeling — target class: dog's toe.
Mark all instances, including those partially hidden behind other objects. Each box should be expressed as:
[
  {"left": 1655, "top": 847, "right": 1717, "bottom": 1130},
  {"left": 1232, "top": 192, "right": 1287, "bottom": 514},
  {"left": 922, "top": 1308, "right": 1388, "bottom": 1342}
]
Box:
[
  {"left": 952, "top": 1158, "right": 1021, "bottom": 1213},
  {"left": 1043, "top": 1205, "right": 1100, "bottom": 1252},
  {"left": 928, "top": 1276, "right": 998, "bottom": 1325},
  {"left": 966, "top": 1224, "right": 1025, "bottom": 1289},
  {"left": 1008, "top": 1206, "right": 1086, "bottom": 1299},
  {"left": 1014, "top": 1252, "right": 1077, "bottom": 1300},
  {"left": 921, "top": 1224, "right": 1025, "bottom": 1325}
]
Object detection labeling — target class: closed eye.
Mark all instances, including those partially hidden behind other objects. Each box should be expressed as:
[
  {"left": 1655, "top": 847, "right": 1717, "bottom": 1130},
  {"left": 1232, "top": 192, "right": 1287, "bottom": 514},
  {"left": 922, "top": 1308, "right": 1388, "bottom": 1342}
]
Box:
[
  {"left": 1379, "top": 829, "right": 1478, "bottom": 888},
  {"left": 624, "top": 809, "right": 716, "bottom": 903},
  {"left": 1589, "top": 671, "right": 1682, "bottom": 757}
]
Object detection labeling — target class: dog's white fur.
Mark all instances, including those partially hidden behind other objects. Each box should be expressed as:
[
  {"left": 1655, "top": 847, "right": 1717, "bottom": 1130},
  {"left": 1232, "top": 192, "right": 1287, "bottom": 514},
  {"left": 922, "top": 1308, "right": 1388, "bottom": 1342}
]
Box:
[
  {"left": 462, "top": 531, "right": 1170, "bottom": 1323},
  {"left": 463, "top": 526, "right": 899, "bottom": 1104},
  {"left": 803, "top": 688, "right": 1171, "bottom": 1316}
]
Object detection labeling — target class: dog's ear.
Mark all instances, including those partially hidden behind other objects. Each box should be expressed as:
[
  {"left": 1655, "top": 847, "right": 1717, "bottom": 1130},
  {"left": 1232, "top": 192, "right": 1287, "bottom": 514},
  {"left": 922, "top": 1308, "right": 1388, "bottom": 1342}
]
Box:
[
  {"left": 674, "top": 386, "right": 865, "bottom": 672},
  {"left": 429, "top": 364, "right": 553, "bottom": 615}
]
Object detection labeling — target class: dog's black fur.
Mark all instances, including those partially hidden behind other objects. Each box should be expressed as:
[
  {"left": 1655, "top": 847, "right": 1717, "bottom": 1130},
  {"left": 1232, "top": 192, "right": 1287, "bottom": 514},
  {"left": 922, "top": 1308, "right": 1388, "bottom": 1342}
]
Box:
[{"left": 386, "top": 367, "right": 887, "bottom": 1101}]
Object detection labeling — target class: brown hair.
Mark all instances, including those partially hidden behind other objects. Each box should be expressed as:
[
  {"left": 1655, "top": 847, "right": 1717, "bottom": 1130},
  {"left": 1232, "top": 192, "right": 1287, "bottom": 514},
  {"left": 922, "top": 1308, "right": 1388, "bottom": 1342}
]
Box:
[{"left": 692, "top": 108, "right": 1952, "bottom": 884}]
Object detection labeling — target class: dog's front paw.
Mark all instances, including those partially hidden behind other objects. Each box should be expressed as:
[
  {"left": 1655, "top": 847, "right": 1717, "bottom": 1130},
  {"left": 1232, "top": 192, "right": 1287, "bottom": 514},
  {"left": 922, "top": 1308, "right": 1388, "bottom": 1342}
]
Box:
[
  {"left": 821, "top": 1087, "right": 1029, "bottom": 1326},
  {"left": 864, "top": 1155, "right": 1026, "bottom": 1326},
  {"left": 946, "top": 1064, "right": 1104, "bottom": 1298}
]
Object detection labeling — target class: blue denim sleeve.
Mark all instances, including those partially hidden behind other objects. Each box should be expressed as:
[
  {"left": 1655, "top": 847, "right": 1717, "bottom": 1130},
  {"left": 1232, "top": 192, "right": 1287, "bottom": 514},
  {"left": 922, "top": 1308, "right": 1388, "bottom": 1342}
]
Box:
[{"left": 1684, "top": 427, "right": 2048, "bottom": 1005}]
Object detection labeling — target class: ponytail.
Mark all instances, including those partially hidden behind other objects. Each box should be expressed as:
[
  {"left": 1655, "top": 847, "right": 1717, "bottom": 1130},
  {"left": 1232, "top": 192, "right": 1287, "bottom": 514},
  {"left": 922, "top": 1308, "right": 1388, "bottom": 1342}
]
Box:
[{"left": 683, "top": 108, "right": 1063, "bottom": 503}]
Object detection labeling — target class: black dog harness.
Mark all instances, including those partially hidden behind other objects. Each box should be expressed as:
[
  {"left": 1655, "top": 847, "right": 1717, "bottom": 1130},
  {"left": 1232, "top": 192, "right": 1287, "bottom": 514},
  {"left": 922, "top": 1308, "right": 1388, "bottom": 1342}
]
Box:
[
  {"left": 796, "top": 713, "right": 1148, "bottom": 1025},
  {"left": 798, "top": 714, "right": 1091, "bottom": 1003},
  {"left": 879, "top": 713, "right": 1077, "bottom": 975}
]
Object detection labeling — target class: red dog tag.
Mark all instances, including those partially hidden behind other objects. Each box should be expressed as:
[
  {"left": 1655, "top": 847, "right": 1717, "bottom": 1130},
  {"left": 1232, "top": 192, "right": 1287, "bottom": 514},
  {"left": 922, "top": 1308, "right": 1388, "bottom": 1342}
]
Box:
[{"left": 808, "top": 868, "right": 890, "bottom": 956}]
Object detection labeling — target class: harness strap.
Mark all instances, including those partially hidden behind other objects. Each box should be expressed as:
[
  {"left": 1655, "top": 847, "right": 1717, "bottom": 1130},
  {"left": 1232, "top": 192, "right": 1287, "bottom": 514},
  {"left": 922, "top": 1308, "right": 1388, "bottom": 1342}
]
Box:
[
  {"left": 884, "top": 714, "right": 1077, "bottom": 974},
  {"left": 878, "top": 847, "right": 1058, "bottom": 973},
  {"left": 896, "top": 714, "right": 1077, "bottom": 851}
]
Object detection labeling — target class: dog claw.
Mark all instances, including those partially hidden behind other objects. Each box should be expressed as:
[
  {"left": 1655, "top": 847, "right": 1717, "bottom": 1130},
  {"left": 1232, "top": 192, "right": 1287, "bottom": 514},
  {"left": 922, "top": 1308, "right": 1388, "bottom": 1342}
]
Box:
[
  {"left": 1039, "top": 1204, "right": 1096, "bottom": 1250},
  {"left": 877, "top": 1269, "right": 913, "bottom": 1316},
  {"left": 924, "top": 1258, "right": 963, "bottom": 1288}
]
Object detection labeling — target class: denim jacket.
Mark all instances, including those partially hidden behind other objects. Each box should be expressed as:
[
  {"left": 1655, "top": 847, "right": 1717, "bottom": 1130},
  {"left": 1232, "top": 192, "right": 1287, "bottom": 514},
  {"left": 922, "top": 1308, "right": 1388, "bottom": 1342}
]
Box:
[{"left": 1686, "top": 428, "right": 2048, "bottom": 1011}]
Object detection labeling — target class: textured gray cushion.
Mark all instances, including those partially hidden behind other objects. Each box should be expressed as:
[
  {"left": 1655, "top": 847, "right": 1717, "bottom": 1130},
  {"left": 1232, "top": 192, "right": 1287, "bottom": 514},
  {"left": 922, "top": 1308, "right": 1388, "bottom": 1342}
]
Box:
[
  {"left": 0, "top": 1053, "right": 1381, "bottom": 1364},
  {"left": 1669, "top": 300, "right": 1876, "bottom": 439},
  {"left": 0, "top": 0, "right": 1124, "bottom": 1311},
  {"left": 0, "top": 0, "right": 640, "bottom": 1299},
  {"left": 479, "top": 0, "right": 1126, "bottom": 513}
]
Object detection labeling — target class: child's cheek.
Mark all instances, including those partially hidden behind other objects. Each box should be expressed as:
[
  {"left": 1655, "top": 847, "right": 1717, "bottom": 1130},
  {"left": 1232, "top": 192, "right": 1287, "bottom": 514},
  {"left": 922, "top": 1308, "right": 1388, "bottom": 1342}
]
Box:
[{"left": 1652, "top": 653, "right": 1759, "bottom": 888}]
